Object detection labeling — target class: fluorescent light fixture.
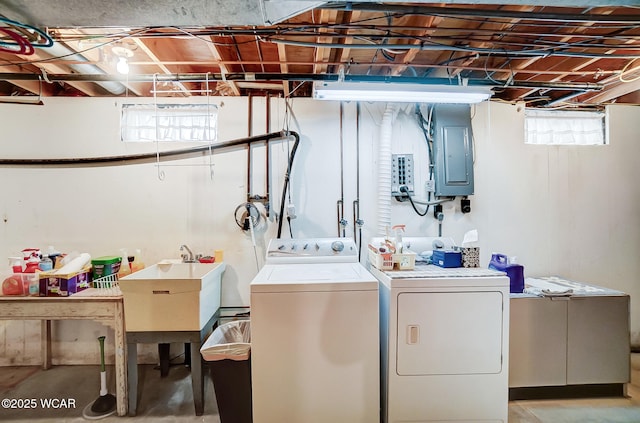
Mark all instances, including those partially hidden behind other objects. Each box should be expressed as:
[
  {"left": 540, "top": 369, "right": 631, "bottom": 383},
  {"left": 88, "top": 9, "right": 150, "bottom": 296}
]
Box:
[{"left": 313, "top": 81, "right": 493, "bottom": 104}]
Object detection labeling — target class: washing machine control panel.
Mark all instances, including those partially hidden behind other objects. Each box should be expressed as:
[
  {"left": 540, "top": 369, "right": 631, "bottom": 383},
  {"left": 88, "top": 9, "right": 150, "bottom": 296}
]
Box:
[{"left": 266, "top": 238, "right": 358, "bottom": 263}]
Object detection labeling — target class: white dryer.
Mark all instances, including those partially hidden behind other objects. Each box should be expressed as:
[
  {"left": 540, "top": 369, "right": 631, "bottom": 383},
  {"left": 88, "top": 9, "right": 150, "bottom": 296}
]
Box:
[
  {"left": 369, "top": 237, "right": 509, "bottom": 423},
  {"left": 250, "top": 238, "right": 379, "bottom": 423}
]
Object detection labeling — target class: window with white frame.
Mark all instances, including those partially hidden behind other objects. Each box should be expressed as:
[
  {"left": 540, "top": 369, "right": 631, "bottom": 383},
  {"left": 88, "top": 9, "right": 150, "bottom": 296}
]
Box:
[
  {"left": 121, "top": 104, "right": 218, "bottom": 142},
  {"left": 524, "top": 109, "right": 607, "bottom": 145}
]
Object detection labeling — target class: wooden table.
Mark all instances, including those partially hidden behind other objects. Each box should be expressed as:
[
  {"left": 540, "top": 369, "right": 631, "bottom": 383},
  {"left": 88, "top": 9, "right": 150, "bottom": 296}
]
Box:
[{"left": 0, "top": 294, "right": 127, "bottom": 416}]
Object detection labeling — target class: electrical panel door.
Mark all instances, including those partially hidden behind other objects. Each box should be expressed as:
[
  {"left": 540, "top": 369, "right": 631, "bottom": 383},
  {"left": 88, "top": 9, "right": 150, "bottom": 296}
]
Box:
[{"left": 432, "top": 104, "right": 475, "bottom": 197}]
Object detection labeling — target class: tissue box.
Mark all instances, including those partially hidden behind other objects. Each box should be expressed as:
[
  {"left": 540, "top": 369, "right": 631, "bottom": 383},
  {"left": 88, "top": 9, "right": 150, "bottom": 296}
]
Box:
[
  {"left": 39, "top": 268, "right": 91, "bottom": 297},
  {"left": 432, "top": 250, "right": 462, "bottom": 268},
  {"left": 461, "top": 247, "right": 480, "bottom": 268}
]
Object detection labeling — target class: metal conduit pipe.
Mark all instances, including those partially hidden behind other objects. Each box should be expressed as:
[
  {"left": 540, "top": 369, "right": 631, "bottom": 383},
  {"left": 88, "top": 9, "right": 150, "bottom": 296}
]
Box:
[
  {"left": 266, "top": 39, "right": 640, "bottom": 60},
  {"left": 0, "top": 131, "right": 294, "bottom": 167},
  {"left": 247, "top": 93, "right": 253, "bottom": 200},
  {"left": 321, "top": 3, "right": 640, "bottom": 24},
  {"left": 265, "top": 93, "right": 271, "bottom": 217},
  {"left": 45, "top": 42, "right": 126, "bottom": 95},
  {"left": 337, "top": 101, "right": 346, "bottom": 238},
  {"left": 0, "top": 72, "right": 605, "bottom": 92}
]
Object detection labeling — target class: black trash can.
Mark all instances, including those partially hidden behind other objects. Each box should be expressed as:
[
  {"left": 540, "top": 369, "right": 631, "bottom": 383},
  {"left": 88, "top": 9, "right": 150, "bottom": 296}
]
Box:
[{"left": 200, "top": 320, "right": 252, "bottom": 423}]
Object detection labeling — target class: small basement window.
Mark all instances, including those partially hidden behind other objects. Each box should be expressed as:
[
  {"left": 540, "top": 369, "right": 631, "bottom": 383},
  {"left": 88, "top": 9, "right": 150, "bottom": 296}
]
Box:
[
  {"left": 121, "top": 104, "right": 218, "bottom": 142},
  {"left": 524, "top": 109, "right": 607, "bottom": 145}
]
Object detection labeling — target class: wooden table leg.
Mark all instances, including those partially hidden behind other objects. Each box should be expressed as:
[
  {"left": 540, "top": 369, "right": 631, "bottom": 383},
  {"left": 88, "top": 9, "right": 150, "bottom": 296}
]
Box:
[
  {"left": 127, "top": 342, "right": 138, "bottom": 417},
  {"left": 114, "top": 302, "right": 128, "bottom": 416},
  {"left": 190, "top": 341, "right": 204, "bottom": 416},
  {"left": 41, "top": 320, "right": 51, "bottom": 370}
]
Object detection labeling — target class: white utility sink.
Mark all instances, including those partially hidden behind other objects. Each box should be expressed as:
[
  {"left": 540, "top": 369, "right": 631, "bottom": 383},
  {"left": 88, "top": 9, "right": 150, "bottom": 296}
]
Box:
[
  {"left": 119, "top": 262, "right": 225, "bottom": 332},
  {"left": 125, "top": 262, "right": 220, "bottom": 281}
]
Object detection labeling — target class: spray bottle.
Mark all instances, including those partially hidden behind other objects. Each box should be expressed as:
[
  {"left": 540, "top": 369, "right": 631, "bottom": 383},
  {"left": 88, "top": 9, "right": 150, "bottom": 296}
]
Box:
[
  {"left": 392, "top": 224, "right": 406, "bottom": 254},
  {"left": 130, "top": 249, "right": 145, "bottom": 273},
  {"left": 116, "top": 249, "right": 131, "bottom": 279}
]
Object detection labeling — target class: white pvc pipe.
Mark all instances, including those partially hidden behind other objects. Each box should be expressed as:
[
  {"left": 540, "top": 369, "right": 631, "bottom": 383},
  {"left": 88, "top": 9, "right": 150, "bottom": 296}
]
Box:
[{"left": 377, "top": 104, "right": 395, "bottom": 235}]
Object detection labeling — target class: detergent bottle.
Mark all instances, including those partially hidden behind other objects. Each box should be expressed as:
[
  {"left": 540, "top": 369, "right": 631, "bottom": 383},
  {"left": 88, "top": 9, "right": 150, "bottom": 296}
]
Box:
[{"left": 489, "top": 253, "right": 524, "bottom": 293}]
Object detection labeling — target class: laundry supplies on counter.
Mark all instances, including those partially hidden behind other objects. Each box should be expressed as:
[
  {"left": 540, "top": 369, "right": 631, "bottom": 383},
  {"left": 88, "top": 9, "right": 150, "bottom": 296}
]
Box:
[
  {"left": 39, "top": 252, "right": 92, "bottom": 296},
  {"left": 55, "top": 253, "right": 91, "bottom": 275},
  {"left": 432, "top": 249, "right": 462, "bottom": 268},
  {"left": 368, "top": 242, "right": 416, "bottom": 271},
  {"left": 489, "top": 253, "right": 524, "bottom": 293},
  {"left": 91, "top": 256, "right": 122, "bottom": 280},
  {"left": 460, "top": 229, "right": 480, "bottom": 268}
]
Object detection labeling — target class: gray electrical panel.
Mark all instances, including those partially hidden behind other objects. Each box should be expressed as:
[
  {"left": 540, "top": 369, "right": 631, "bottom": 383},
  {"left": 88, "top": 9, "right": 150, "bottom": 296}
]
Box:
[{"left": 431, "top": 104, "right": 474, "bottom": 197}]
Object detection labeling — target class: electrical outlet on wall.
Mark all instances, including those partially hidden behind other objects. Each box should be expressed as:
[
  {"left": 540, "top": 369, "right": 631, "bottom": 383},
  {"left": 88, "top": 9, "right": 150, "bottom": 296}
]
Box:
[
  {"left": 425, "top": 179, "right": 435, "bottom": 193},
  {"left": 391, "top": 154, "right": 414, "bottom": 196}
]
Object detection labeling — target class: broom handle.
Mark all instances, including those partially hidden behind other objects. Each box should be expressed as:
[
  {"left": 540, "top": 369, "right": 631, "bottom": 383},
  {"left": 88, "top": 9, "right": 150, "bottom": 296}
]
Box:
[{"left": 98, "top": 336, "right": 106, "bottom": 372}]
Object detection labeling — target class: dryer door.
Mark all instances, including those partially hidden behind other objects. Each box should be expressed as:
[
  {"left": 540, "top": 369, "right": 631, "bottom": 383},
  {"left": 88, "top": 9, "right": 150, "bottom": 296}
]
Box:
[{"left": 396, "top": 291, "right": 504, "bottom": 375}]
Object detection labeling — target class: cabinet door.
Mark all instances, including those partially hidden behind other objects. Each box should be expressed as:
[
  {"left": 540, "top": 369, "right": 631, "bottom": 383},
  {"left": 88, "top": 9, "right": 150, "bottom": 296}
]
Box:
[
  {"left": 567, "top": 296, "right": 630, "bottom": 384},
  {"left": 396, "top": 291, "right": 504, "bottom": 376},
  {"left": 509, "top": 297, "right": 568, "bottom": 387}
]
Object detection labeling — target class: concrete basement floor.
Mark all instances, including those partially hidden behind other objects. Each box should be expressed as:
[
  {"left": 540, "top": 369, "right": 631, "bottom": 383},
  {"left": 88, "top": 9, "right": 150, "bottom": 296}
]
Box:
[{"left": 0, "top": 355, "right": 639, "bottom": 422}]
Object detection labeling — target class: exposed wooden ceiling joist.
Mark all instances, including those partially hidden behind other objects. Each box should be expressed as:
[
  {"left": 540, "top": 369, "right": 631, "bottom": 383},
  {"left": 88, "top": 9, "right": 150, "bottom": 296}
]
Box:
[{"left": 0, "top": 2, "right": 637, "bottom": 106}]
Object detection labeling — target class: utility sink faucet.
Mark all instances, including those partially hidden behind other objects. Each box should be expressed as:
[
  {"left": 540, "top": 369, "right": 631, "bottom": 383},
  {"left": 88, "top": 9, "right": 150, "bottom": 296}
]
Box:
[{"left": 180, "top": 244, "right": 195, "bottom": 263}]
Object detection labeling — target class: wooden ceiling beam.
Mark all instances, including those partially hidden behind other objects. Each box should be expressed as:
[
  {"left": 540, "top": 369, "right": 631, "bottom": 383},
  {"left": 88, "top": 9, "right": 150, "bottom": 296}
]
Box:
[
  {"left": 314, "top": 9, "right": 335, "bottom": 75},
  {"left": 390, "top": 14, "right": 441, "bottom": 77},
  {"left": 6, "top": 80, "right": 48, "bottom": 95},
  {"left": 205, "top": 38, "right": 241, "bottom": 96},
  {"left": 60, "top": 29, "right": 145, "bottom": 97},
  {"left": 337, "top": 11, "right": 361, "bottom": 65},
  {"left": 277, "top": 43, "right": 290, "bottom": 97},
  {"left": 12, "top": 54, "right": 109, "bottom": 97},
  {"left": 326, "top": 10, "right": 358, "bottom": 74},
  {"left": 132, "top": 38, "right": 191, "bottom": 96},
  {"left": 0, "top": 61, "right": 54, "bottom": 95},
  {"left": 578, "top": 62, "right": 640, "bottom": 104}
]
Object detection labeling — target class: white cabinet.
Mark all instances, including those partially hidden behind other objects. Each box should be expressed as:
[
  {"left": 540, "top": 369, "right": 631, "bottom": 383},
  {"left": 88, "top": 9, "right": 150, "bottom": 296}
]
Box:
[{"left": 510, "top": 294, "right": 629, "bottom": 389}]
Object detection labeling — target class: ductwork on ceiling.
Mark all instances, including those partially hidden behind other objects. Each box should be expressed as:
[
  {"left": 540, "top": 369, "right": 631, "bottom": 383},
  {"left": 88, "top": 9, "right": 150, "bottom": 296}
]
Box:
[{"left": 0, "top": 0, "right": 323, "bottom": 27}]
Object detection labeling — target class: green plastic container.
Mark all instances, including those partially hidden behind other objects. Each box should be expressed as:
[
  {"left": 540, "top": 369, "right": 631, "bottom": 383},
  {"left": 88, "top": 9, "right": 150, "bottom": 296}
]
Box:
[{"left": 91, "top": 256, "right": 122, "bottom": 280}]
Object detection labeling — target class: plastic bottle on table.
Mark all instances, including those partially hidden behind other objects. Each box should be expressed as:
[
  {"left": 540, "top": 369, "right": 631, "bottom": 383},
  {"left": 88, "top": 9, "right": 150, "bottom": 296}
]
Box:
[
  {"left": 130, "top": 249, "right": 145, "bottom": 273},
  {"left": 116, "top": 249, "right": 132, "bottom": 278},
  {"left": 39, "top": 255, "right": 53, "bottom": 271}
]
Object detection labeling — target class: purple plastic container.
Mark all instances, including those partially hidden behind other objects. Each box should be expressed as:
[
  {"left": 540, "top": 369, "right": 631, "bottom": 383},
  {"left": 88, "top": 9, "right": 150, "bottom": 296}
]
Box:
[{"left": 489, "top": 253, "right": 524, "bottom": 293}]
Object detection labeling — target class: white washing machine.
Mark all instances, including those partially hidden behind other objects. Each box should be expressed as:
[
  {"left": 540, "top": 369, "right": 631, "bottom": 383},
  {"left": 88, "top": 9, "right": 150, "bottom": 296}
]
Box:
[
  {"left": 369, "top": 237, "right": 509, "bottom": 423},
  {"left": 250, "top": 238, "right": 379, "bottom": 423}
]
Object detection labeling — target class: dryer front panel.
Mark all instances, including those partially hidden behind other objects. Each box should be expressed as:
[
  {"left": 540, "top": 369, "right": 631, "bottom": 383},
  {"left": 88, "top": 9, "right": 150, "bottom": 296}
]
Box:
[{"left": 396, "top": 291, "right": 504, "bottom": 376}]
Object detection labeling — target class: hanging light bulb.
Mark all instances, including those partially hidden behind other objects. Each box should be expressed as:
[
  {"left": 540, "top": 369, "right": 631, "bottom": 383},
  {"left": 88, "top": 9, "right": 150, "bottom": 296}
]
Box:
[{"left": 116, "top": 56, "right": 129, "bottom": 75}]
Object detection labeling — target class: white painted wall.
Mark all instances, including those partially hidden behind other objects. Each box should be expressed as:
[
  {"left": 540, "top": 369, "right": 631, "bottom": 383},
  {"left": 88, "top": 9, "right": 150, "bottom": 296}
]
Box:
[{"left": 0, "top": 97, "right": 638, "bottom": 366}]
